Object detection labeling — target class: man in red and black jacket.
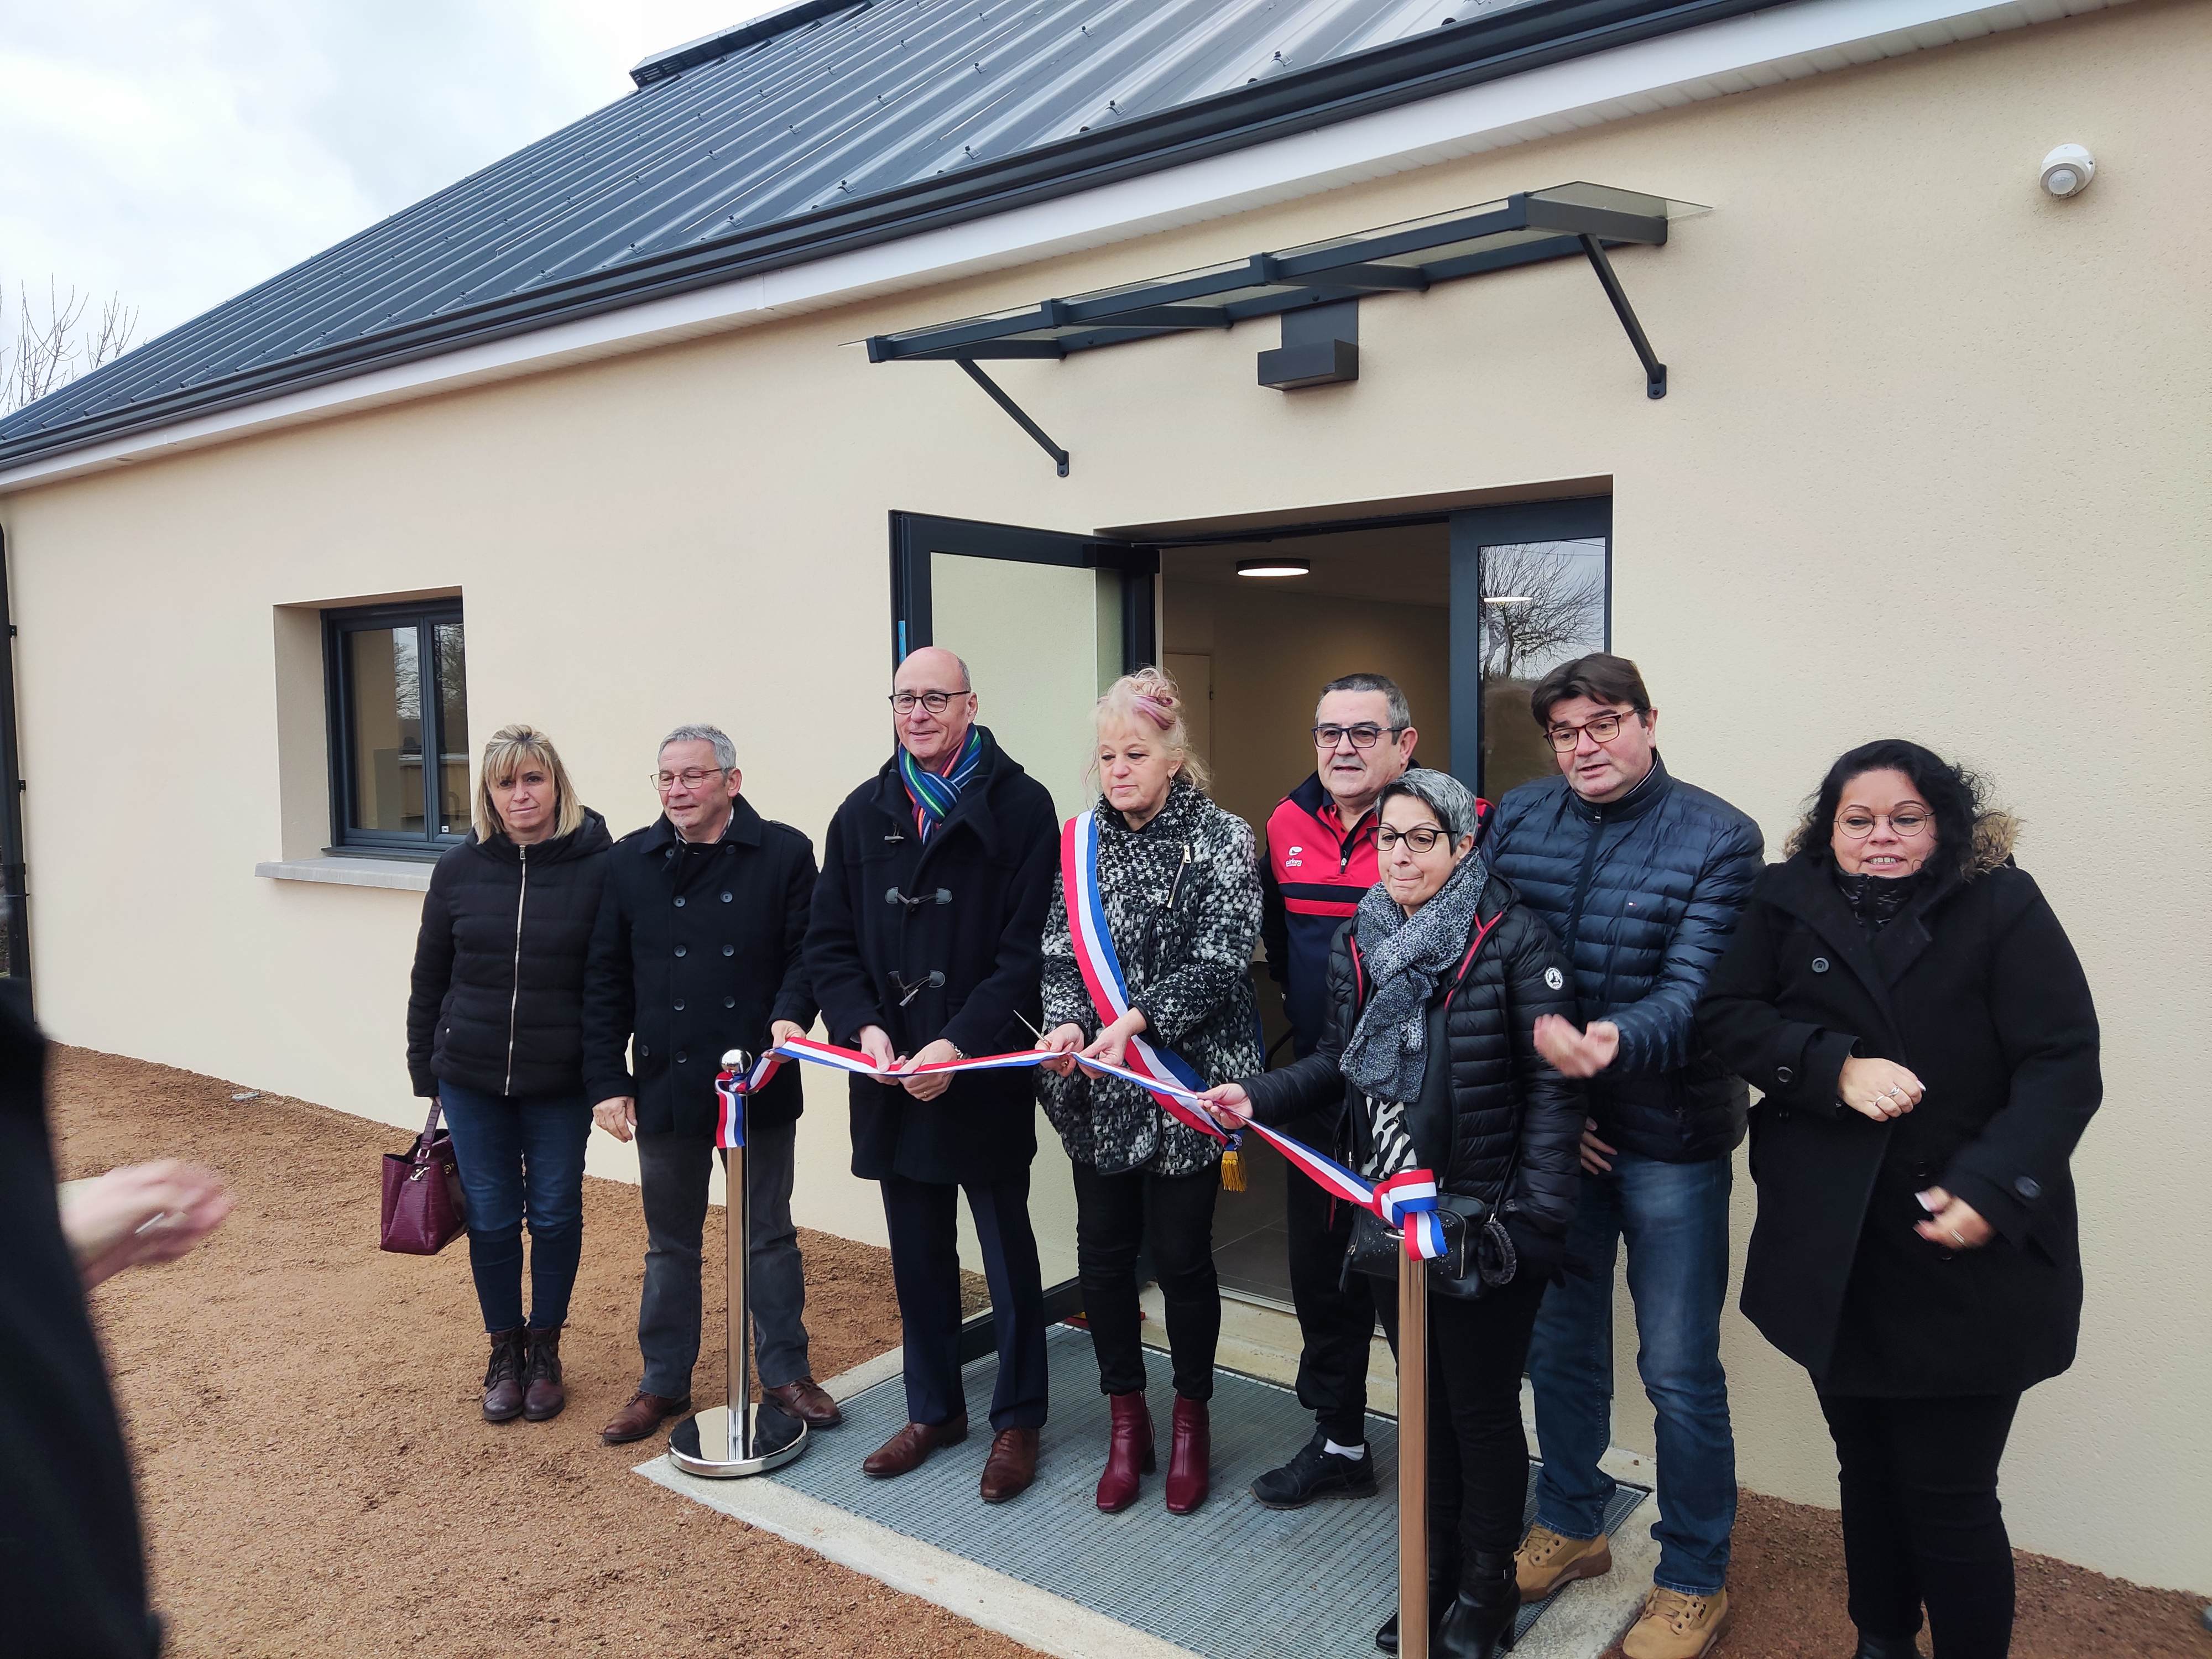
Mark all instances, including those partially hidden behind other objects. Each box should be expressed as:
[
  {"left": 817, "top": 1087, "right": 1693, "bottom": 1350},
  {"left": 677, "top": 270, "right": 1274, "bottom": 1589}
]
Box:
[{"left": 1253, "top": 672, "right": 1484, "bottom": 1510}]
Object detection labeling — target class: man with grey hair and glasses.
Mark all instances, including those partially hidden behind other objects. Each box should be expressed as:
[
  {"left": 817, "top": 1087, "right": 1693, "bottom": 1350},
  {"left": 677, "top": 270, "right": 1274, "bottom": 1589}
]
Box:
[{"left": 583, "top": 724, "right": 839, "bottom": 1446}]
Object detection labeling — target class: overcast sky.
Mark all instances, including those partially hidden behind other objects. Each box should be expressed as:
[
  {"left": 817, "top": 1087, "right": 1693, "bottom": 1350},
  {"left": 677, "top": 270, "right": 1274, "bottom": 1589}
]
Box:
[{"left": 0, "top": 1, "right": 787, "bottom": 349}]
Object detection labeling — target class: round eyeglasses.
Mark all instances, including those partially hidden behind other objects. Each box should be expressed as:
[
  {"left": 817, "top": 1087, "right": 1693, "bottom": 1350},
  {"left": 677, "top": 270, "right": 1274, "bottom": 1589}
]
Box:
[{"left": 1837, "top": 810, "right": 1933, "bottom": 839}]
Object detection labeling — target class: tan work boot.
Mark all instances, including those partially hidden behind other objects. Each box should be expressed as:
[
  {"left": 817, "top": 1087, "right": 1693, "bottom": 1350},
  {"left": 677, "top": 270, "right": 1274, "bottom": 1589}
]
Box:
[
  {"left": 1514, "top": 1523, "right": 1613, "bottom": 1599},
  {"left": 1622, "top": 1586, "right": 1731, "bottom": 1659}
]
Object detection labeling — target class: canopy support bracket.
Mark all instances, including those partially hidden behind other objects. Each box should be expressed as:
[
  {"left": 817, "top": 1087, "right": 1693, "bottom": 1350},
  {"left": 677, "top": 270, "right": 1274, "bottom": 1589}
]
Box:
[
  {"left": 958, "top": 359, "right": 1070, "bottom": 477},
  {"left": 1577, "top": 234, "right": 1667, "bottom": 399}
]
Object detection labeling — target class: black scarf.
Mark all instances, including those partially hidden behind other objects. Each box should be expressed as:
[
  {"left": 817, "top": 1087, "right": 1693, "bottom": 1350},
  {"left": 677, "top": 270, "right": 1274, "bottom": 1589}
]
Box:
[{"left": 1831, "top": 859, "right": 1924, "bottom": 933}]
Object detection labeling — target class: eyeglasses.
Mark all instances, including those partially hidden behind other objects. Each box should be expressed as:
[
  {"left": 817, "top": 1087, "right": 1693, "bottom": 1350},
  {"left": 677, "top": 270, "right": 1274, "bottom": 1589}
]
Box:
[
  {"left": 1545, "top": 711, "right": 1640, "bottom": 753},
  {"left": 1376, "top": 825, "right": 1450, "bottom": 853},
  {"left": 651, "top": 767, "right": 727, "bottom": 792},
  {"left": 1837, "top": 809, "right": 1933, "bottom": 838},
  {"left": 890, "top": 690, "right": 971, "bottom": 715},
  {"left": 1312, "top": 723, "right": 1406, "bottom": 750}
]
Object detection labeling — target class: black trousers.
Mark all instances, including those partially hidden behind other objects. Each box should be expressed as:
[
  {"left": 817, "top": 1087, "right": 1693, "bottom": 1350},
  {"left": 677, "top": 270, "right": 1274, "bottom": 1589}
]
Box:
[
  {"left": 1379, "top": 1271, "right": 1548, "bottom": 1568},
  {"left": 880, "top": 1173, "right": 1049, "bottom": 1433},
  {"left": 1072, "top": 1160, "right": 1220, "bottom": 1401},
  {"left": 1817, "top": 1389, "right": 2021, "bottom": 1659},
  {"left": 1286, "top": 1168, "right": 1376, "bottom": 1443}
]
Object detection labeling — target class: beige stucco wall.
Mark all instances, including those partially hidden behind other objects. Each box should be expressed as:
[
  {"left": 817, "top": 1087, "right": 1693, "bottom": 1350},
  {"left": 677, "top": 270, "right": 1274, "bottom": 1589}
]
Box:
[{"left": 3, "top": 0, "right": 2206, "bottom": 1592}]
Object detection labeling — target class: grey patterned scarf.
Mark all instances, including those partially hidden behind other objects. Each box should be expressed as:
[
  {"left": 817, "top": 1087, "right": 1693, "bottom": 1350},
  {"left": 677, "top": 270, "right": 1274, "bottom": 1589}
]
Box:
[{"left": 1339, "top": 846, "right": 1489, "bottom": 1109}]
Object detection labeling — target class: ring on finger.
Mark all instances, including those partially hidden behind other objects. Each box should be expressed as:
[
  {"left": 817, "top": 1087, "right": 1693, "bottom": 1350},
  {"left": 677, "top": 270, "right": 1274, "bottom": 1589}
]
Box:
[{"left": 1945, "top": 1225, "right": 1964, "bottom": 1246}]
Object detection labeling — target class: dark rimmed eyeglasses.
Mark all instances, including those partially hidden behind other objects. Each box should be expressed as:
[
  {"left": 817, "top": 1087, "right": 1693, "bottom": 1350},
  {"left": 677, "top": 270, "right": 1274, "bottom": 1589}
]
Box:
[
  {"left": 890, "top": 690, "right": 972, "bottom": 716},
  {"left": 1376, "top": 825, "right": 1451, "bottom": 853},
  {"left": 1544, "top": 710, "right": 1641, "bottom": 753},
  {"left": 1312, "top": 722, "right": 1407, "bottom": 750}
]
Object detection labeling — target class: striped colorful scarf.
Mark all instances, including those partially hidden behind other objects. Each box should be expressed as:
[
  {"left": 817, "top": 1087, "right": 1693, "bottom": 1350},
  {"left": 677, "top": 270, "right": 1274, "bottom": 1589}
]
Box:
[{"left": 899, "top": 726, "right": 983, "bottom": 842}]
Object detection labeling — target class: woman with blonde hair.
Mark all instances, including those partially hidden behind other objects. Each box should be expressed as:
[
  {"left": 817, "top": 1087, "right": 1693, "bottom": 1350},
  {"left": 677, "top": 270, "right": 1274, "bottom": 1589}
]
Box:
[
  {"left": 407, "top": 724, "right": 611, "bottom": 1424},
  {"left": 1035, "top": 667, "right": 1264, "bottom": 1516}
]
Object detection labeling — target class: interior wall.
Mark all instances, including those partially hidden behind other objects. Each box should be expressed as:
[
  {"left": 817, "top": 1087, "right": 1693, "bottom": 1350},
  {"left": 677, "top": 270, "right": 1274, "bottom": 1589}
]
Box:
[{"left": 1164, "top": 576, "right": 1452, "bottom": 837}]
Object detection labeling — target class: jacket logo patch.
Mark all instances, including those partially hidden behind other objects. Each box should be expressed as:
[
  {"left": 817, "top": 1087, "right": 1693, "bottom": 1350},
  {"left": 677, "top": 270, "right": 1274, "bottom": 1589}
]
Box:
[{"left": 1544, "top": 967, "right": 1565, "bottom": 990}]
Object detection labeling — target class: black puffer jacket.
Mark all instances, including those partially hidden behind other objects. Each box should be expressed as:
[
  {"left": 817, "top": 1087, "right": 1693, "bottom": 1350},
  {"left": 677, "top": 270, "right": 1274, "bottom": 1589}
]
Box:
[
  {"left": 1485, "top": 756, "right": 1762, "bottom": 1163},
  {"left": 408, "top": 810, "right": 613, "bottom": 1099},
  {"left": 1242, "top": 875, "right": 1584, "bottom": 1263}
]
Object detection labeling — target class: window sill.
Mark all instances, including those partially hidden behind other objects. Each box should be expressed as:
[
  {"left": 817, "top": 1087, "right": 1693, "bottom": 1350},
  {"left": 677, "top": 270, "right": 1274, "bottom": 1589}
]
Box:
[{"left": 255, "top": 855, "right": 433, "bottom": 893}]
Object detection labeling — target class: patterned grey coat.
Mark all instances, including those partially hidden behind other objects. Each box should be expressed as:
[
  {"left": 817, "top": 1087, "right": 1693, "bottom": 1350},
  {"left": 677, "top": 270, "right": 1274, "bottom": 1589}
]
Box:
[{"left": 1038, "top": 781, "right": 1265, "bottom": 1176}]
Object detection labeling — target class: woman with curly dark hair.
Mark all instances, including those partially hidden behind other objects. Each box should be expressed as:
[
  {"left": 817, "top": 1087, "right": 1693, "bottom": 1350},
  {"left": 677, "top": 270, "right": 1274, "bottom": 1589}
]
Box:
[{"left": 1698, "top": 740, "right": 2101, "bottom": 1659}]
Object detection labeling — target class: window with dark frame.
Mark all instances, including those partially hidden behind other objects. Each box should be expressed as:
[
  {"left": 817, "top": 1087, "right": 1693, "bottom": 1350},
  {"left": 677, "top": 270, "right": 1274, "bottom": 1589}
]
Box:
[
  {"left": 323, "top": 601, "right": 468, "bottom": 854},
  {"left": 1474, "top": 539, "right": 1609, "bottom": 801}
]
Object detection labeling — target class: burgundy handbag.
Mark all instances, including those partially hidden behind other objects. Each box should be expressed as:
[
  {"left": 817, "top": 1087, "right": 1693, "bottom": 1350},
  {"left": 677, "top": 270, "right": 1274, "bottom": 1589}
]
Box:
[{"left": 380, "top": 1098, "right": 468, "bottom": 1255}]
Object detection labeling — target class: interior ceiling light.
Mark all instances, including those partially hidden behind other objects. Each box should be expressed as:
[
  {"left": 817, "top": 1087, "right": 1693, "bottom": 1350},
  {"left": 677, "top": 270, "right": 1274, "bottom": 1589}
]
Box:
[
  {"left": 1483, "top": 595, "right": 1535, "bottom": 604},
  {"left": 1237, "top": 557, "right": 1310, "bottom": 578}
]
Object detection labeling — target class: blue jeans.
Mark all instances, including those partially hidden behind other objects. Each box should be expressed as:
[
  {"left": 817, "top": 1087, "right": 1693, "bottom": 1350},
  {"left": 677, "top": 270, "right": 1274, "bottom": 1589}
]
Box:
[
  {"left": 1527, "top": 1150, "right": 1736, "bottom": 1597},
  {"left": 437, "top": 1083, "right": 592, "bottom": 1333}
]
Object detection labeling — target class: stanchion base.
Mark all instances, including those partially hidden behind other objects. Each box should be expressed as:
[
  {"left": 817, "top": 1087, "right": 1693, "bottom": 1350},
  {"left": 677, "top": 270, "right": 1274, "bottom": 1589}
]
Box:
[{"left": 667, "top": 1402, "right": 808, "bottom": 1479}]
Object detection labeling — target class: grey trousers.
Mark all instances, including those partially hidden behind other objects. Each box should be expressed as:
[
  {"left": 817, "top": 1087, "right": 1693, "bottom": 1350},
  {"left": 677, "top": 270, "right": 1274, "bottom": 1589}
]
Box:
[{"left": 635, "top": 1119, "right": 810, "bottom": 1399}]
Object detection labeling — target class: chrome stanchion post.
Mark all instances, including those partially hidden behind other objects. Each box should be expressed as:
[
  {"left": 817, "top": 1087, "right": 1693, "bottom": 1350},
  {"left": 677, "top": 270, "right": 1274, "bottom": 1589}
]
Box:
[
  {"left": 669, "top": 1050, "right": 807, "bottom": 1478},
  {"left": 1399, "top": 1244, "right": 1431, "bottom": 1659}
]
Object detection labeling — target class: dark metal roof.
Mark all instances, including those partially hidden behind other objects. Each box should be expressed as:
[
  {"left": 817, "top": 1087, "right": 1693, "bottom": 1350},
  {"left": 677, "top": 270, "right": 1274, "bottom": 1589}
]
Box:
[{"left": 0, "top": 0, "right": 1781, "bottom": 471}]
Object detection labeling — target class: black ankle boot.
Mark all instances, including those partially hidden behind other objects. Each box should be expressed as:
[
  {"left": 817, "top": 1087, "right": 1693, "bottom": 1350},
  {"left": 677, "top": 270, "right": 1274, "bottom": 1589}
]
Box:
[
  {"left": 1850, "top": 1633, "right": 1924, "bottom": 1659},
  {"left": 1374, "top": 1559, "right": 1457, "bottom": 1653},
  {"left": 1436, "top": 1552, "right": 1519, "bottom": 1659}
]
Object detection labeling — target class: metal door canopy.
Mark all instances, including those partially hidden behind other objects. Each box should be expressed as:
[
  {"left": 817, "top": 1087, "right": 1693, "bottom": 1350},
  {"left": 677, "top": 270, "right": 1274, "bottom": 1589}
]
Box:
[{"left": 866, "top": 182, "right": 1702, "bottom": 364}]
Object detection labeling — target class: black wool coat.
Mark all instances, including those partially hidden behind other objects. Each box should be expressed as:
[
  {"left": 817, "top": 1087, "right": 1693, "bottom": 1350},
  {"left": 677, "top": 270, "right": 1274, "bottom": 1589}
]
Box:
[
  {"left": 806, "top": 729, "right": 1058, "bottom": 1186},
  {"left": 582, "top": 796, "right": 818, "bottom": 1139},
  {"left": 407, "top": 810, "right": 612, "bottom": 1100},
  {"left": 1243, "top": 877, "right": 1585, "bottom": 1262},
  {"left": 1486, "top": 757, "right": 1763, "bottom": 1164},
  {"left": 1697, "top": 834, "right": 2101, "bottom": 1395}
]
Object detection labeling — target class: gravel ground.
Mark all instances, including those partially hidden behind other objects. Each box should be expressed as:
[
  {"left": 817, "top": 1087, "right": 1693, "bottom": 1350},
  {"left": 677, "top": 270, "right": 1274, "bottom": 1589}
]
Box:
[{"left": 48, "top": 1045, "right": 2208, "bottom": 1659}]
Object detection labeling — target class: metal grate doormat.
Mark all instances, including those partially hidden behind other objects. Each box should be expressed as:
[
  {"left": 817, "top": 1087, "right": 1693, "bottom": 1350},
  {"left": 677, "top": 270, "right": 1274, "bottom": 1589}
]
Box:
[{"left": 768, "top": 1324, "right": 1648, "bottom": 1659}]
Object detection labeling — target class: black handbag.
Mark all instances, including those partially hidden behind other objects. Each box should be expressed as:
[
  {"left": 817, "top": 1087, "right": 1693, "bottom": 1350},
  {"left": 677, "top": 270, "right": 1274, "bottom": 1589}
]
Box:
[{"left": 1347, "top": 1192, "right": 1519, "bottom": 1299}]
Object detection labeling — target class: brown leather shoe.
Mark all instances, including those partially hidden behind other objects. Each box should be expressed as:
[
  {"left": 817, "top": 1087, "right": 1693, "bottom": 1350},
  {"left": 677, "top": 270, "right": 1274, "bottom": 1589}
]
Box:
[
  {"left": 862, "top": 1415, "right": 968, "bottom": 1478},
  {"left": 980, "top": 1427, "right": 1039, "bottom": 1504},
  {"left": 763, "top": 1379, "right": 843, "bottom": 1428},
  {"left": 521, "top": 1328, "right": 565, "bottom": 1422},
  {"left": 599, "top": 1389, "right": 690, "bottom": 1446},
  {"left": 482, "top": 1328, "right": 526, "bottom": 1423}
]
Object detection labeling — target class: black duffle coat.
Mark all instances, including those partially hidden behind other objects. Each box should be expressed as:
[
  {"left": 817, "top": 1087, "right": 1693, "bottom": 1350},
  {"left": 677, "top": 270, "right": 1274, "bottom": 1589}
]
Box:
[
  {"left": 581, "top": 796, "right": 818, "bottom": 1138},
  {"left": 806, "top": 729, "right": 1059, "bottom": 1186},
  {"left": 406, "top": 809, "right": 613, "bottom": 1100},
  {"left": 1696, "top": 827, "right": 2101, "bottom": 1395}
]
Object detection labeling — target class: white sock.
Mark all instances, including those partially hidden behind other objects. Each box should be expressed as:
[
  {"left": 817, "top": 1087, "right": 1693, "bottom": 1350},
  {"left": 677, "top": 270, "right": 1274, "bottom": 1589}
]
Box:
[{"left": 1324, "top": 1438, "right": 1368, "bottom": 1460}]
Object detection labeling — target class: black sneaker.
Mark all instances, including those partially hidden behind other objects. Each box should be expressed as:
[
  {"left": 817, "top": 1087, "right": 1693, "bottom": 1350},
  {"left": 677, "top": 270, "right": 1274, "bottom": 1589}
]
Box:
[{"left": 1250, "top": 1429, "right": 1378, "bottom": 1509}]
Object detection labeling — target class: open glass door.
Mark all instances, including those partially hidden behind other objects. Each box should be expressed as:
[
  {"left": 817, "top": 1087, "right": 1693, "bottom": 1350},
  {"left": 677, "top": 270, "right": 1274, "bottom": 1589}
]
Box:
[
  {"left": 1447, "top": 500, "right": 1613, "bottom": 802},
  {"left": 890, "top": 513, "right": 1157, "bottom": 1345}
]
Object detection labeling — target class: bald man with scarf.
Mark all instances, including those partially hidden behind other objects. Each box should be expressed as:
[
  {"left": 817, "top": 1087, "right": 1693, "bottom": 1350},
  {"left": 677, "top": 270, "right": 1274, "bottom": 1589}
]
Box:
[{"left": 806, "top": 646, "right": 1060, "bottom": 1504}]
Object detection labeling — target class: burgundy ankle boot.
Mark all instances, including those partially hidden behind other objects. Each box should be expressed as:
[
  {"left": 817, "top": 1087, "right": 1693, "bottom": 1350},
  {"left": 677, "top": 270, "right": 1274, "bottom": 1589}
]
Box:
[
  {"left": 1164, "top": 1395, "right": 1210, "bottom": 1514},
  {"left": 1095, "top": 1391, "right": 1155, "bottom": 1513}
]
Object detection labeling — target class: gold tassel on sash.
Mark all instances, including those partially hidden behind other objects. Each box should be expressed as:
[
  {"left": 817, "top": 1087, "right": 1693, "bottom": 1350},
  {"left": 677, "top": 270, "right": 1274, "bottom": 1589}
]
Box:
[{"left": 1219, "top": 1147, "right": 1246, "bottom": 1192}]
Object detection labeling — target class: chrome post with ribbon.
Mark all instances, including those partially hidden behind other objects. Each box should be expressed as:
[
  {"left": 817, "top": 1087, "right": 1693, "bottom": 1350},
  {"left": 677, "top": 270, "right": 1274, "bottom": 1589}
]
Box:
[
  {"left": 669, "top": 1048, "right": 808, "bottom": 1479},
  {"left": 1397, "top": 1248, "right": 1432, "bottom": 1659}
]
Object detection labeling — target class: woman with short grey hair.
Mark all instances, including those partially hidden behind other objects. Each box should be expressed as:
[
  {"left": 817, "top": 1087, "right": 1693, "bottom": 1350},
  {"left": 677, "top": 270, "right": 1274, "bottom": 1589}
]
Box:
[{"left": 1204, "top": 768, "right": 1583, "bottom": 1659}]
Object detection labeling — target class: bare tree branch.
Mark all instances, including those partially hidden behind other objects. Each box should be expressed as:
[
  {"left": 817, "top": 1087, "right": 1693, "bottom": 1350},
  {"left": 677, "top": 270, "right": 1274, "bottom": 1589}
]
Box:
[
  {"left": 0, "top": 276, "right": 140, "bottom": 415},
  {"left": 1477, "top": 542, "right": 1605, "bottom": 681}
]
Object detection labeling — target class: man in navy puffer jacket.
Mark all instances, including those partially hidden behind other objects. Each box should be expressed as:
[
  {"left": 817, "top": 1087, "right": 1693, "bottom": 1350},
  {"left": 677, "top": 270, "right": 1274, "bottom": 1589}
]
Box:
[{"left": 1484, "top": 654, "right": 1761, "bottom": 1659}]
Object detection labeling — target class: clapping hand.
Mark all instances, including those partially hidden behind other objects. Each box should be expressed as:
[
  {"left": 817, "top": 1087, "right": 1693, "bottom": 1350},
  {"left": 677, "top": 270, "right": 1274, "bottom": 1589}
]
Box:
[
  {"left": 60, "top": 1160, "right": 233, "bottom": 1288},
  {"left": 1916, "top": 1186, "right": 1992, "bottom": 1251},
  {"left": 1534, "top": 1015, "right": 1621, "bottom": 1078}
]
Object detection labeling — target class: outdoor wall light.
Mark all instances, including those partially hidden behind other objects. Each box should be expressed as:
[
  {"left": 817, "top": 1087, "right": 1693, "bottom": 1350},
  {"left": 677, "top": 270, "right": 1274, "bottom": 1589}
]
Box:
[
  {"left": 1237, "top": 558, "right": 1311, "bottom": 577},
  {"left": 2041, "top": 144, "right": 2096, "bottom": 198}
]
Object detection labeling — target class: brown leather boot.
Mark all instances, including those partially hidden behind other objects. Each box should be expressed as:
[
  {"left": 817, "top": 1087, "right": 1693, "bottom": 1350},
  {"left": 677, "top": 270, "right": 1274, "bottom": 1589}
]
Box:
[
  {"left": 1095, "top": 1391, "right": 1155, "bottom": 1513},
  {"left": 521, "top": 1327, "right": 565, "bottom": 1422},
  {"left": 762, "top": 1379, "right": 843, "bottom": 1428},
  {"left": 862, "top": 1416, "right": 968, "bottom": 1478},
  {"left": 599, "top": 1389, "right": 690, "bottom": 1446},
  {"left": 979, "top": 1427, "right": 1039, "bottom": 1504},
  {"left": 481, "top": 1328, "right": 525, "bottom": 1423},
  {"left": 1164, "top": 1395, "right": 1210, "bottom": 1515}
]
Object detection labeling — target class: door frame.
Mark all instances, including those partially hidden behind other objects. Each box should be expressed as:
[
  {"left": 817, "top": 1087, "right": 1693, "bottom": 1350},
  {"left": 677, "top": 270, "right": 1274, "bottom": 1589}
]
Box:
[{"left": 890, "top": 511, "right": 1159, "bottom": 674}]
